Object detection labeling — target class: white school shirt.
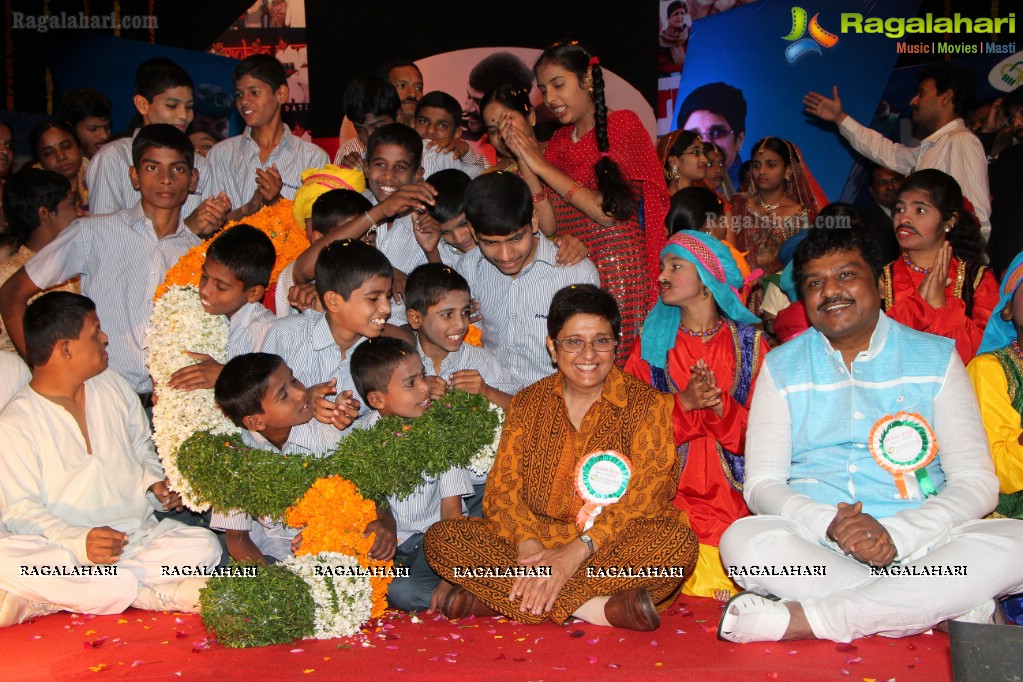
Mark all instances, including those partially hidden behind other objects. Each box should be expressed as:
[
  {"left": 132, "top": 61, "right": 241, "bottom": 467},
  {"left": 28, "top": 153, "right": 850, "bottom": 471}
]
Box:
[
  {"left": 0, "top": 351, "right": 30, "bottom": 410},
  {"left": 227, "top": 302, "right": 277, "bottom": 359},
  {"left": 261, "top": 310, "right": 370, "bottom": 415},
  {"left": 415, "top": 336, "right": 519, "bottom": 395},
  {"left": 25, "top": 204, "right": 201, "bottom": 393},
  {"left": 206, "top": 125, "right": 328, "bottom": 209},
  {"left": 0, "top": 369, "right": 165, "bottom": 565},
  {"left": 85, "top": 130, "right": 214, "bottom": 218},
  {"left": 351, "top": 410, "right": 473, "bottom": 544},
  {"left": 454, "top": 234, "right": 600, "bottom": 388}
]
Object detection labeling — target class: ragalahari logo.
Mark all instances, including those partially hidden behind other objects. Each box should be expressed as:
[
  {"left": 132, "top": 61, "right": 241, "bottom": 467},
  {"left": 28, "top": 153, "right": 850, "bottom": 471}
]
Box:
[{"left": 782, "top": 7, "right": 839, "bottom": 63}]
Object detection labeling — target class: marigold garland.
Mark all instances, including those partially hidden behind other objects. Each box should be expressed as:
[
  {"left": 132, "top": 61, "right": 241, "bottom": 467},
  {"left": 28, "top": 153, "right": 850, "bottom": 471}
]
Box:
[
  {"left": 154, "top": 199, "right": 309, "bottom": 300},
  {"left": 286, "top": 476, "right": 393, "bottom": 618},
  {"left": 464, "top": 324, "right": 483, "bottom": 347}
]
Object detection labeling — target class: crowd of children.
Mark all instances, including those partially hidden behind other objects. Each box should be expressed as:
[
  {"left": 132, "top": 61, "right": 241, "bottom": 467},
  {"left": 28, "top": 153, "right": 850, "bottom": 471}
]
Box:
[{"left": 0, "top": 44, "right": 1021, "bottom": 645}]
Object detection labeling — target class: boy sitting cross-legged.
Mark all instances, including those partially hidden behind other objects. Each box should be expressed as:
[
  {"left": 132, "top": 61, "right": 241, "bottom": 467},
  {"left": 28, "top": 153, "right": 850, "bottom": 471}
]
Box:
[
  {"left": 167, "top": 224, "right": 277, "bottom": 391},
  {"left": 212, "top": 352, "right": 396, "bottom": 565},
  {"left": 349, "top": 337, "right": 473, "bottom": 612}
]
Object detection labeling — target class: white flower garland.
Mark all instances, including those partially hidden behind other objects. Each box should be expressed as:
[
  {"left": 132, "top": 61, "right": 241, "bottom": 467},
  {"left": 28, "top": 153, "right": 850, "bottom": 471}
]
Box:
[
  {"left": 283, "top": 552, "right": 373, "bottom": 640},
  {"left": 468, "top": 404, "right": 504, "bottom": 477},
  {"left": 147, "top": 285, "right": 238, "bottom": 511}
]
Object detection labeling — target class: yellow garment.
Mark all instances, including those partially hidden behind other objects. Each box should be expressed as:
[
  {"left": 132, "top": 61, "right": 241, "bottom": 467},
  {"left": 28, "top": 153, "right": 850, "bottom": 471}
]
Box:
[
  {"left": 967, "top": 353, "right": 1023, "bottom": 494},
  {"left": 291, "top": 165, "right": 366, "bottom": 225},
  {"left": 681, "top": 542, "right": 739, "bottom": 598}
]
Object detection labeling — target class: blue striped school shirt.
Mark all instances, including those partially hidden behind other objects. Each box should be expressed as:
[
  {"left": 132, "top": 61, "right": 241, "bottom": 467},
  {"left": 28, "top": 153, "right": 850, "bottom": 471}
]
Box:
[
  {"left": 24, "top": 204, "right": 200, "bottom": 393},
  {"left": 454, "top": 234, "right": 599, "bottom": 388},
  {"left": 261, "top": 310, "right": 370, "bottom": 415},
  {"left": 85, "top": 131, "right": 213, "bottom": 218},
  {"left": 227, "top": 302, "right": 276, "bottom": 360},
  {"left": 205, "top": 125, "right": 328, "bottom": 208}
]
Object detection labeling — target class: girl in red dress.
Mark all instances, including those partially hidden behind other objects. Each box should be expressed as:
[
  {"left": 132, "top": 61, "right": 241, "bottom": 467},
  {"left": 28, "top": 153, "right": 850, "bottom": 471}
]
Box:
[
  {"left": 498, "top": 41, "right": 669, "bottom": 362},
  {"left": 883, "top": 169, "right": 997, "bottom": 364}
]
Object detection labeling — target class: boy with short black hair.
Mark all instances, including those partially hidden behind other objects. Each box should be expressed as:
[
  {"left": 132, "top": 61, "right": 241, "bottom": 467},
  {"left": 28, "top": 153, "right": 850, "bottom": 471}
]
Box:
[
  {"left": 262, "top": 239, "right": 394, "bottom": 431},
  {"left": 406, "top": 263, "right": 516, "bottom": 516},
  {"left": 0, "top": 125, "right": 202, "bottom": 407},
  {"left": 86, "top": 58, "right": 228, "bottom": 236},
  {"left": 166, "top": 224, "right": 277, "bottom": 391},
  {"left": 212, "top": 352, "right": 394, "bottom": 565},
  {"left": 350, "top": 337, "right": 473, "bottom": 612},
  {"left": 456, "top": 172, "right": 599, "bottom": 388},
  {"left": 207, "top": 54, "right": 328, "bottom": 221},
  {"left": 277, "top": 187, "right": 374, "bottom": 318},
  {"left": 334, "top": 77, "right": 486, "bottom": 178},
  {"left": 58, "top": 87, "right": 112, "bottom": 159},
  {"left": 414, "top": 92, "right": 476, "bottom": 162},
  {"left": 406, "top": 263, "right": 515, "bottom": 408}
]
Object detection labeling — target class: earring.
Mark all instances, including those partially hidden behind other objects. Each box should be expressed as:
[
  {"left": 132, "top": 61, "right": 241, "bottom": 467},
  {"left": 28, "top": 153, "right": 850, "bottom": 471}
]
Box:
[{"left": 665, "top": 165, "right": 679, "bottom": 182}]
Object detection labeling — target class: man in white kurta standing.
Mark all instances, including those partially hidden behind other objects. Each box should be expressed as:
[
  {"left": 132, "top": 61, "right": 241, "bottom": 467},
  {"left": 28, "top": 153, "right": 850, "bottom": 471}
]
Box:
[{"left": 0, "top": 292, "right": 221, "bottom": 627}]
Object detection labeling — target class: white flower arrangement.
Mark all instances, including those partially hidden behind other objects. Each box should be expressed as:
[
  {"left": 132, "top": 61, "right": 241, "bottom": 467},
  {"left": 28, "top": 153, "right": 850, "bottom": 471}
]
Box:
[
  {"left": 283, "top": 552, "right": 373, "bottom": 640},
  {"left": 147, "top": 285, "right": 238, "bottom": 511},
  {"left": 468, "top": 403, "right": 504, "bottom": 477}
]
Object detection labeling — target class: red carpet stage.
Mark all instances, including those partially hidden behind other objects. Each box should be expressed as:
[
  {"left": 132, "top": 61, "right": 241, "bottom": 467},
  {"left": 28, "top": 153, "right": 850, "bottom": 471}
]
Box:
[{"left": 0, "top": 597, "right": 952, "bottom": 681}]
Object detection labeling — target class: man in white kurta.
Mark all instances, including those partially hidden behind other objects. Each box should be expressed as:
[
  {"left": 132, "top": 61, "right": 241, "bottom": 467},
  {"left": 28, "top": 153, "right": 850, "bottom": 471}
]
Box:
[
  {"left": 0, "top": 293, "right": 221, "bottom": 627},
  {"left": 717, "top": 227, "right": 1023, "bottom": 643}
]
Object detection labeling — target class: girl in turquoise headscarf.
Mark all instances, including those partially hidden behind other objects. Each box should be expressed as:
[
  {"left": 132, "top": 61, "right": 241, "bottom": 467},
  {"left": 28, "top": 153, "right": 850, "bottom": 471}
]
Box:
[
  {"left": 625, "top": 230, "right": 765, "bottom": 599},
  {"left": 967, "top": 250, "right": 1023, "bottom": 520}
]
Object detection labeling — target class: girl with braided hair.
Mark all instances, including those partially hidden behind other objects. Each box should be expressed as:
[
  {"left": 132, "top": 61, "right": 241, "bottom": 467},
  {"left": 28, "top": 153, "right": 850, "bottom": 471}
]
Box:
[
  {"left": 882, "top": 168, "right": 998, "bottom": 364},
  {"left": 498, "top": 40, "right": 669, "bottom": 363}
]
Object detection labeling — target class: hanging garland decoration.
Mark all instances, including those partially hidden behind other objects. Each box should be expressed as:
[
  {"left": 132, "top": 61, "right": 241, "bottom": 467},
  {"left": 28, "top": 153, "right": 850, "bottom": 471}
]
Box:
[{"left": 148, "top": 200, "right": 504, "bottom": 647}]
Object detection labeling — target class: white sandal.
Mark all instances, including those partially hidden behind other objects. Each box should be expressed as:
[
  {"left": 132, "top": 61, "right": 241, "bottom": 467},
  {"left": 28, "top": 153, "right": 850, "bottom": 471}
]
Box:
[{"left": 718, "top": 591, "right": 791, "bottom": 643}]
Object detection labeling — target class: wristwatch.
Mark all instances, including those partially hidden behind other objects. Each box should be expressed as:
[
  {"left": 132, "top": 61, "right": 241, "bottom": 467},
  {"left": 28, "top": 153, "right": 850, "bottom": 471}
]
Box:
[{"left": 580, "top": 534, "right": 595, "bottom": 556}]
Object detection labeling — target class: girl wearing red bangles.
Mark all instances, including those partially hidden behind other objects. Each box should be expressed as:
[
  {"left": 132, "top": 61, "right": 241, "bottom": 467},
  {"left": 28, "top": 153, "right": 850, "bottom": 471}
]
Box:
[
  {"left": 498, "top": 41, "right": 669, "bottom": 362},
  {"left": 883, "top": 168, "right": 998, "bottom": 364}
]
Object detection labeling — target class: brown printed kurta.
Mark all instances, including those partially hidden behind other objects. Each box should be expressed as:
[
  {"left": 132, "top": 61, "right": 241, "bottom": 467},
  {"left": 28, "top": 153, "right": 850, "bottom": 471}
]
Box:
[{"left": 425, "top": 367, "right": 698, "bottom": 624}]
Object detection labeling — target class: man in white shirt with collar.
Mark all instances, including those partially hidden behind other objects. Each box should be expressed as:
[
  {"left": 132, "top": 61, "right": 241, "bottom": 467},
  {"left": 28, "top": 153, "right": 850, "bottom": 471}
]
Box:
[
  {"left": 804, "top": 64, "right": 991, "bottom": 239},
  {"left": 0, "top": 293, "right": 221, "bottom": 627}
]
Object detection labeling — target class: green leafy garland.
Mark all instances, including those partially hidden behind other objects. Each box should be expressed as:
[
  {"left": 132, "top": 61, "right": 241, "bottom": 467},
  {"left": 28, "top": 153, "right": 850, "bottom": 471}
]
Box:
[
  {"left": 176, "top": 389, "right": 501, "bottom": 519},
  {"left": 199, "top": 563, "right": 315, "bottom": 648}
]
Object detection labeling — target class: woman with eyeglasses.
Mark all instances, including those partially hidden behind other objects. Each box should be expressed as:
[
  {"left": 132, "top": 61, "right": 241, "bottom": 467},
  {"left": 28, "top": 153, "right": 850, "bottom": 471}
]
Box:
[
  {"left": 425, "top": 284, "right": 697, "bottom": 630},
  {"left": 497, "top": 41, "right": 670, "bottom": 364},
  {"left": 625, "top": 230, "right": 766, "bottom": 600}
]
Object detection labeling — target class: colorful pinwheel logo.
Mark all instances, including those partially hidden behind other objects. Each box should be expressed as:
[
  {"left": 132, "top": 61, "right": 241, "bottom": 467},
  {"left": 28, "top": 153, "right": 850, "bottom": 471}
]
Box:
[{"left": 782, "top": 7, "right": 839, "bottom": 63}]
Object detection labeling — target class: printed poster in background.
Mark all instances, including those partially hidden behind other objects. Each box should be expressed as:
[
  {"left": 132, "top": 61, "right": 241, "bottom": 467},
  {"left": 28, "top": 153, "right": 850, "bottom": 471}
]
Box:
[
  {"left": 209, "top": 0, "right": 311, "bottom": 142},
  {"left": 656, "top": 0, "right": 761, "bottom": 136},
  {"left": 670, "top": 0, "right": 918, "bottom": 199}
]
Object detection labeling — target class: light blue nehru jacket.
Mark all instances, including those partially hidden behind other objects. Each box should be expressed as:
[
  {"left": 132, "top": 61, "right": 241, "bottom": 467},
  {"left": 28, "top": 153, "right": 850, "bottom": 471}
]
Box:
[{"left": 765, "top": 314, "right": 953, "bottom": 519}]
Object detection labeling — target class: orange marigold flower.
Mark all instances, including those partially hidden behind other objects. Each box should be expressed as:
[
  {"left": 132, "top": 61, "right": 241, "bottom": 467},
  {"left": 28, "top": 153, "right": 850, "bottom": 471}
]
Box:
[
  {"left": 154, "top": 199, "right": 310, "bottom": 301},
  {"left": 285, "top": 475, "right": 393, "bottom": 617},
  {"left": 464, "top": 324, "right": 483, "bottom": 347}
]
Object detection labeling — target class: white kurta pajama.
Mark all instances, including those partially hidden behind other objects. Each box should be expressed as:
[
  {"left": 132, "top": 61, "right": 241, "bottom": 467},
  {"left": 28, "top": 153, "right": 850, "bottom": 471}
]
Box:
[
  {"left": 720, "top": 316, "right": 1023, "bottom": 642},
  {"left": 0, "top": 369, "right": 221, "bottom": 616}
]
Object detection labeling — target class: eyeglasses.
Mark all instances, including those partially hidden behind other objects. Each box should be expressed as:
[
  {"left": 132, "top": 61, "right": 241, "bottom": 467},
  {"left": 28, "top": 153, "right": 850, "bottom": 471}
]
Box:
[
  {"left": 553, "top": 337, "right": 618, "bottom": 354},
  {"left": 688, "top": 126, "right": 733, "bottom": 142}
]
